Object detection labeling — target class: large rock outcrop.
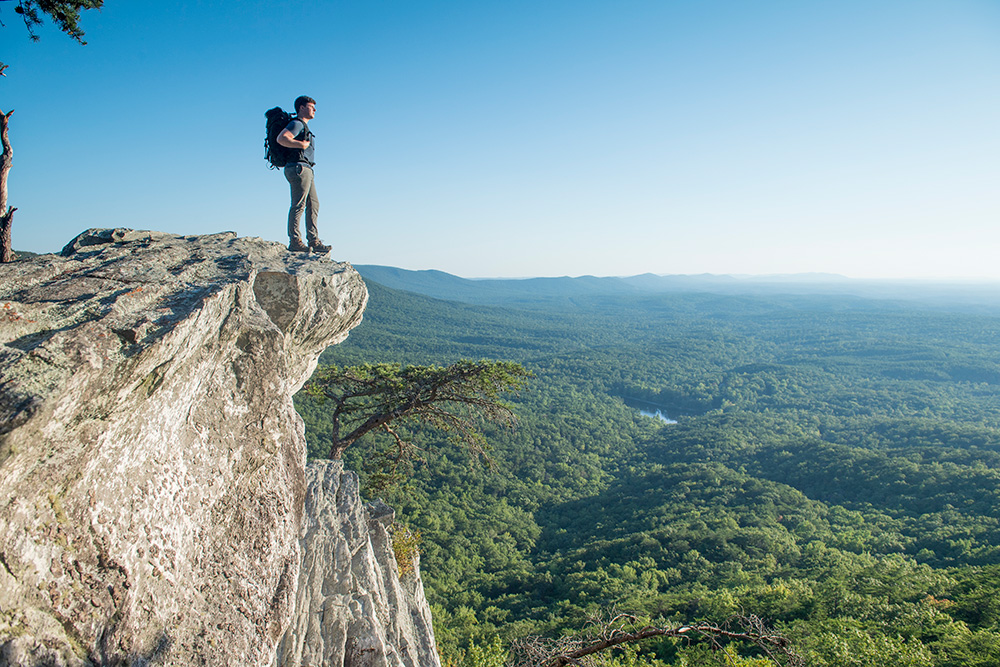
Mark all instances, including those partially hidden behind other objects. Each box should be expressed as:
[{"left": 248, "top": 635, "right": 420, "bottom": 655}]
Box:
[
  {"left": 0, "top": 229, "right": 368, "bottom": 665},
  {"left": 277, "top": 461, "right": 440, "bottom": 667}
]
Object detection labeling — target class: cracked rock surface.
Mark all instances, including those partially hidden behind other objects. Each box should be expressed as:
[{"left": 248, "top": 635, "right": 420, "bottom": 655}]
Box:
[
  {"left": 0, "top": 229, "right": 367, "bottom": 666},
  {"left": 277, "top": 461, "right": 440, "bottom": 667}
]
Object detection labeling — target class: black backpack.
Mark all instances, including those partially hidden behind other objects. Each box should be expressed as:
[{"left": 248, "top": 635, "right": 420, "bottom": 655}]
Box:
[{"left": 264, "top": 107, "right": 295, "bottom": 169}]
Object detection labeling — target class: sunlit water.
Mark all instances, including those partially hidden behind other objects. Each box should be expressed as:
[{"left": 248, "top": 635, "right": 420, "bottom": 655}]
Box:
[{"left": 638, "top": 408, "right": 678, "bottom": 425}]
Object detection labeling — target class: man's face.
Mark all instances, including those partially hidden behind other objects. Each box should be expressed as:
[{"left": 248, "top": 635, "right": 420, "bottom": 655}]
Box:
[{"left": 299, "top": 102, "right": 316, "bottom": 120}]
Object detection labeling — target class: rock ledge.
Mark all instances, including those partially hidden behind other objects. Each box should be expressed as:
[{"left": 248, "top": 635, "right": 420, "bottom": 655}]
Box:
[{"left": 0, "top": 229, "right": 367, "bottom": 666}]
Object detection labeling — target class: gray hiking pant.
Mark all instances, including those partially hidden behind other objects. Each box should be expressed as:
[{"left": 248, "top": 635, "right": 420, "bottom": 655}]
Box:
[{"left": 285, "top": 163, "right": 320, "bottom": 245}]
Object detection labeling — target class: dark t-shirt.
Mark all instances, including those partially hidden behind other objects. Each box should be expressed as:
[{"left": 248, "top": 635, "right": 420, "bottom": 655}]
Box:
[{"left": 284, "top": 118, "right": 315, "bottom": 166}]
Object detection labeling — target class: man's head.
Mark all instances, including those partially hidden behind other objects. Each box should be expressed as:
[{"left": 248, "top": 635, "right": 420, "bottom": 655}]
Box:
[{"left": 295, "top": 95, "right": 317, "bottom": 120}]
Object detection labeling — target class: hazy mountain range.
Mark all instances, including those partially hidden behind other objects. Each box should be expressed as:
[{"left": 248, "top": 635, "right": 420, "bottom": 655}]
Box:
[{"left": 354, "top": 265, "right": 1000, "bottom": 311}]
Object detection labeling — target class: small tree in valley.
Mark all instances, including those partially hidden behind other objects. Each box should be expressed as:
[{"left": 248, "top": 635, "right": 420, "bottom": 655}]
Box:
[{"left": 305, "top": 359, "right": 530, "bottom": 489}]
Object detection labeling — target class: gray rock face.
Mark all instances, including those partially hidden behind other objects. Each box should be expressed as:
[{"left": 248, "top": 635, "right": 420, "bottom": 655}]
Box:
[
  {"left": 277, "top": 461, "right": 440, "bottom": 667},
  {"left": 0, "top": 230, "right": 368, "bottom": 666}
]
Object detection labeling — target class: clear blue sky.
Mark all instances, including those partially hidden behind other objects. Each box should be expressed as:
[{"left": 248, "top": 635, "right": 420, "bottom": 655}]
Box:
[{"left": 3, "top": 0, "right": 999, "bottom": 279}]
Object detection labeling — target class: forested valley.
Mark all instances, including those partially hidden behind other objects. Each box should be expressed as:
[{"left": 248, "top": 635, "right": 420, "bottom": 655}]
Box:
[{"left": 296, "top": 269, "right": 1000, "bottom": 666}]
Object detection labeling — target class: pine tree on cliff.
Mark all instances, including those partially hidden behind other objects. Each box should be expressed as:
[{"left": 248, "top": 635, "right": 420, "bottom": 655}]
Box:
[
  {"left": 305, "top": 359, "right": 531, "bottom": 489},
  {"left": 1, "top": 0, "right": 104, "bottom": 262}
]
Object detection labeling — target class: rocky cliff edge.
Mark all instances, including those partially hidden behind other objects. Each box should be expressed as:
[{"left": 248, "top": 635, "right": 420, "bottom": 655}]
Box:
[
  {"left": 277, "top": 461, "right": 440, "bottom": 667},
  {"left": 0, "top": 229, "right": 367, "bottom": 665}
]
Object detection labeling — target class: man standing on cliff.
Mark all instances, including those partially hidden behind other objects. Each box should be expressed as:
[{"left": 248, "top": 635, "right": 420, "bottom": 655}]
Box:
[{"left": 278, "top": 96, "right": 331, "bottom": 254}]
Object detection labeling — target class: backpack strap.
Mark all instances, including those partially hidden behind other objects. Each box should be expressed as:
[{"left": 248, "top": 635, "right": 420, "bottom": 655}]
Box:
[{"left": 290, "top": 117, "right": 313, "bottom": 142}]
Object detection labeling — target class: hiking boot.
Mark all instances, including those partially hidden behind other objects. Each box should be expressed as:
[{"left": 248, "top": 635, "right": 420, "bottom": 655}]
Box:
[
  {"left": 309, "top": 241, "right": 332, "bottom": 255},
  {"left": 288, "top": 240, "right": 309, "bottom": 253}
]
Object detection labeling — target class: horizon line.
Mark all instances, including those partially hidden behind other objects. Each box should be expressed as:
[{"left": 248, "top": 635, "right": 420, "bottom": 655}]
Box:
[{"left": 354, "top": 264, "right": 1000, "bottom": 286}]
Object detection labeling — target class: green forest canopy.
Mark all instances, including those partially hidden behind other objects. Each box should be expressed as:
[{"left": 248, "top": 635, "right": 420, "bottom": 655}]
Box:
[{"left": 296, "top": 274, "right": 1000, "bottom": 666}]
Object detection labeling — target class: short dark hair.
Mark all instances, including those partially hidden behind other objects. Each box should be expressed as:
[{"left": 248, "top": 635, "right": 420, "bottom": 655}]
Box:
[{"left": 294, "top": 96, "right": 316, "bottom": 114}]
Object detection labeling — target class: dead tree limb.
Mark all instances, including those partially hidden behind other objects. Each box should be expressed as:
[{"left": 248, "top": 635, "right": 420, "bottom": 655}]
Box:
[
  {"left": 1, "top": 106, "right": 15, "bottom": 263},
  {"left": 0, "top": 207, "right": 16, "bottom": 263},
  {"left": 509, "top": 612, "right": 803, "bottom": 667}
]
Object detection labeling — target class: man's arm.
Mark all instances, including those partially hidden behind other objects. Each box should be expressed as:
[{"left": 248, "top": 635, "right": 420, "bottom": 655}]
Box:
[{"left": 277, "top": 128, "right": 310, "bottom": 150}]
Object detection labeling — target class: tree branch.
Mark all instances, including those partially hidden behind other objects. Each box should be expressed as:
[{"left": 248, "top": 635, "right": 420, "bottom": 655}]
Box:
[
  {"left": 509, "top": 613, "right": 803, "bottom": 667},
  {"left": 306, "top": 360, "right": 530, "bottom": 472},
  {"left": 2, "top": 0, "right": 104, "bottom": 44}
]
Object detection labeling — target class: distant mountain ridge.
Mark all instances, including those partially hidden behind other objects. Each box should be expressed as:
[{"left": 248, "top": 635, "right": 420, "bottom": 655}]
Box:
[
  {"left": 353, "top": 265, "right": 644, "bottom": 303},
  {"left": 354, "top": 265, "right": 1000, "bottom": 310}
]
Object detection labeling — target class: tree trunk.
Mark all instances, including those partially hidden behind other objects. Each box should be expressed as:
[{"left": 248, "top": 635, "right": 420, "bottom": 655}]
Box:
[
  {"left": 0, "top": 209, "right": 15, "bottom": 263},
  {"left": 0, "top": 107, "right": 14, "bottom": 263}
]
